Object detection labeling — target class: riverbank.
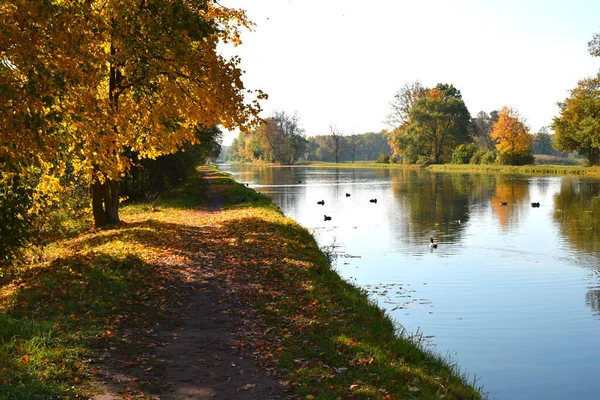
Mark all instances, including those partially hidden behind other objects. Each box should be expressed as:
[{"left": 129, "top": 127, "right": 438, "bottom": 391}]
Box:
[
  {"left": 281, "top": 161, "right": 600, "bottom": 177},
  {"left": 427, "top": 163, "right": 600, "bottom": 176},
  {"left": 0, "top": 165, "right": 482, "bottom": 399}
]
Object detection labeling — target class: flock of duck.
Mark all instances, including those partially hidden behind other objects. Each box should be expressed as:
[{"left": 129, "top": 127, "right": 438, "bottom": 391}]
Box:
[
  {"left": 318, "top": 193, "right": 378, "bottom": 222},
  {"left": 500, "top": 201, "right": 541, "bottom": 208},
  {"left": 318, "top": 195, "right": 543, "bottom": 250}
]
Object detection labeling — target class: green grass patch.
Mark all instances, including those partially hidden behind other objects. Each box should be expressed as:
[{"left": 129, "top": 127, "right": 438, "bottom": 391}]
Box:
[{"left": 427, "top": 163, "right": 600, "bottom": 176}]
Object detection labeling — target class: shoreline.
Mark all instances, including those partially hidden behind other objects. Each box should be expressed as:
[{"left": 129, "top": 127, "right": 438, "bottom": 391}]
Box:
[{"left": 224, "top": 160, "right": 600, "bottom": 177}]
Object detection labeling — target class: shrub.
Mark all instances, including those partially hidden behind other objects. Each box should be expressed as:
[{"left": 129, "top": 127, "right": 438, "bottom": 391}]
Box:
[
  {"left": 469, "top": 149, "right": 486, "bottom": 164},
  {"left": 452, "top": 144, "right": 477, "bottom": 164},
  {"left": 376, "top": 154, "right": 390, "bottom": 164},
  {"left": 480, "top": 150, "right": 497, "bottom": 164},
  {"left": 496, "top": 151, "right": 535, "bottom": 165}
]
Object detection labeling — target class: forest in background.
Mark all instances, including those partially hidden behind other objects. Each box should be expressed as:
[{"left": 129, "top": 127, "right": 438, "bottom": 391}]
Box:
[{"left": 220, "top": 110, "right": 576, "bottom": 165}]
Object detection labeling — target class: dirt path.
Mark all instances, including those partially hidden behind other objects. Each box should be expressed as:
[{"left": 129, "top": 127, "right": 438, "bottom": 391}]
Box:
[{"left": 94, "top": 173, "right": 289, "bottom": 399}]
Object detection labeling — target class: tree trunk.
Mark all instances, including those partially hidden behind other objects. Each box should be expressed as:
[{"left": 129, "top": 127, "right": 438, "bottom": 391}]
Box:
[
  {"left": 92, "top": 178, "right": 120, "bottom": 226},
  {"left": 589, "top": 148, "right": 600, "bottom": 166}
]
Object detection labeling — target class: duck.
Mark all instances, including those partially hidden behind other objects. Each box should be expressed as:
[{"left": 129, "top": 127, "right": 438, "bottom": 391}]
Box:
[
  {"left": 531, "top": 202, "right": 540, "bottom": 208},
  {"left": 324, "top": 215, "right": 332, "bottom": 221},
  {"left": 317, "top": 200, "right": 325, "bottom": 205},
  {"left": 346, "top": 193, "right": 351, "bottom": 197},
  {"left": 369, "top": 199, "right": 377, "bottom": 203},
  {"left": 429, "top": 237, "right": 438, "bottom": 249},
  {"left": 500, "top": 201, "right": 508, "bottom": 206}
]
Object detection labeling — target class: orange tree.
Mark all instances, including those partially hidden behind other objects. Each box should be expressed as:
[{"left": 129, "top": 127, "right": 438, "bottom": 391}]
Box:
[
  {"left": 1, "top": 0, "right": 264, "bottom": 226},
  {"left": 490, "top": 106, "right": 533, "bottom": 165}
]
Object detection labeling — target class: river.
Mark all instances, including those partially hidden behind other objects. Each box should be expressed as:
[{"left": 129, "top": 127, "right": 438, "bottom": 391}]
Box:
[{"left": 219, "top": 164, "right": 600, "bottom": 400}]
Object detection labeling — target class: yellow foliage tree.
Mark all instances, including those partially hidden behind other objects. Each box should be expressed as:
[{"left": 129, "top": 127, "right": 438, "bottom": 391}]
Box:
[
  {"left": 490, "top": 106, "right": 533, "bottom": 165},
  {"left": 1, "top": 0, "right": 265, "bottom": 226}
]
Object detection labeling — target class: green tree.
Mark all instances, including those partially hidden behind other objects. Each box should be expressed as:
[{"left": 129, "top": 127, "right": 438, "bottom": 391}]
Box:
[
  {"left": 530, "top": 127, "right": 556, "bottom": 155},
  {"left": 452, "top": 144, "right": 477, "bottom": 164},
  {"left": 552, "top": 72, "right": 600, "bottom": 165},
  {"left": 469, "top": 111, "right": 498, "bottom": 150},
  {"left": 121, "top": 126, "right": 222, "bottom": 200},
  {"left": 403, "top": 84, "right": 471, "bottom": 163}
]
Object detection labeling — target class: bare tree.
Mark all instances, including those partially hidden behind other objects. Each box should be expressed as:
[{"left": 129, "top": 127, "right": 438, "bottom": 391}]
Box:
[
  {"left": 346, "top": 134, "right": 360, "bottom": 163},
  {"left": 385, "top": 81, "right": 427, "bottom": 130},
  {"left": 327, "top": 124, "right": 345, "bottom": 163},
  {"left": 468, "top": 110, "right": 499, "bottom": 150}
]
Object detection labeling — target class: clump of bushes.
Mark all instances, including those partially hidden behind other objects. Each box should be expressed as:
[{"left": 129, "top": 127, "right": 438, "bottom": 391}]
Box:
[
  {"left": 376, "top": 154, "right": 391, "bottom": 163},
  {"left": 0, "top": 176, "right": 35, "bottom": 269},
  {"left": 452, "top": 144, "right": 477, "bottom": 164}
]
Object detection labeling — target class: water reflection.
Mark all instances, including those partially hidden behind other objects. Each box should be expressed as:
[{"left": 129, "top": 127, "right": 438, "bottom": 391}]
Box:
[
  {"left": 554, "top": 177, "right": 600, "bottom": 256},
  {"left": 219, "top": 164, "right": 600, "bottom": 400},
  {"left": 490, "top": 175, "right": 530, "bottom": 229},
  {"left": 585, "top": 285, "right": 600, "bottom": 316},
  {"left": 390, "top": 170, "right": 472, "bottom": 244}
]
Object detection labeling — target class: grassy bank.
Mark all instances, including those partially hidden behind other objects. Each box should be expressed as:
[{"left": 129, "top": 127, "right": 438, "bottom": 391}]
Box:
[
  {"left": 426, "top": 163, "right": 600, "bottom": 176},
  {"left": 298, "top": 161, "right": 422, "bottom": 169},
  {"left": 0, "top": 165, "right": 482, "bottom": 399},
  {"left": 293, "top": 160, "right": 600, "bottom": 176}
]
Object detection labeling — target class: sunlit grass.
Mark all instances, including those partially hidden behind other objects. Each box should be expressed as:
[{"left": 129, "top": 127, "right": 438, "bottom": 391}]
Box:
[{"left": 428, "top": 163, "right": 600, "bottom": 176}]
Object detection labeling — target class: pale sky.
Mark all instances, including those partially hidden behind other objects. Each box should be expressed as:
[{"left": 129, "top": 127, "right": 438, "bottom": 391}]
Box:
[{"left": 219, "top": 0, "right": 600, "bottom": 145}]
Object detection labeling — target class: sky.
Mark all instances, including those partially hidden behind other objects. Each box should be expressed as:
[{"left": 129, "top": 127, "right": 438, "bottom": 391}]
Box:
[{"left": 219, "top": 0, "right": 600, "bottom": 145}]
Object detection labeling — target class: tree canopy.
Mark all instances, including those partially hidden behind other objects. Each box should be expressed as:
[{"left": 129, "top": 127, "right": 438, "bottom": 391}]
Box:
[
  {"left": 1, "top": 0, "right": 264, "bottom": 225},
  {"left": 552, "top": 72, "right": 600, "bottom": 165},
  {"left": 388, "top": 83, "right": 471, "bottom": 164},
  {"left": 490, "top": 106, "right": 533, "bottom": 165},
  {"left": 252, "top": 111, "right": 307, "bottom": 164}
]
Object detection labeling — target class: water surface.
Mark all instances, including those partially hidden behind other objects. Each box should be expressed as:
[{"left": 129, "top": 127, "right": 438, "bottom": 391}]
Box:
[{"left": 219, "top": 164, "right": 600, "bottom": 400}]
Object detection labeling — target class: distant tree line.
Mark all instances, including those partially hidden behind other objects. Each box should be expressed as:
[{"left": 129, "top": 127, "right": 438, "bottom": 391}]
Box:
[{"left": 224, "top": 111, "right": 392, "bottom": 164}]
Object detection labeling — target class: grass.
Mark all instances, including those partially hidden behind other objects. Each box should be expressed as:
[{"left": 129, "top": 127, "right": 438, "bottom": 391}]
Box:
[
  {"left": 289, "top": 160, "right": 600, "bottom": 177},
  {"left": 427, "top": 163, "right": 600, "bottom": 176},
  {"left": 0, "top": 165, "right": 483, "bottom": 399}
]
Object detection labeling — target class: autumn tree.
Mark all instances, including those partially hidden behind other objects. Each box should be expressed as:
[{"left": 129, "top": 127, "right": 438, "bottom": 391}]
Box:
[
  {"left": 552, "top": 72, "right": 600, "bottom": 165},
  {"left": 399, "top": 84, "right": 471, "bottom": 164},
  {"left": 1, "top": 0, "right": 264, "bottom": 226},
  {"left": 252, "top": 111, "right": 307, "bottom": 164},
  {"left": 490, "top": 106, "right": 533, "bottom": 165}
]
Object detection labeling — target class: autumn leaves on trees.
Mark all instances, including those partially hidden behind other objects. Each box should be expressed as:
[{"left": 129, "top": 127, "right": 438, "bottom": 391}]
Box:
[{"left": 1, "top": 0, "right": 265, "bottom": 226}]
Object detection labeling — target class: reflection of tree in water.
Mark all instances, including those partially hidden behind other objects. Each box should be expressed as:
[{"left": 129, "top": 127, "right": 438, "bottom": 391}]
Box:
[
  {"left": 389, "top": 170, "right": 490, "bottom": 245},
  {"left": 531, "top": 176, "right": 554, "bottom": 198},
  {"left": 490, "top": 175, "right": 530, "bottom": 229},
  {"left": 553, "top": 178, "right": 600, "bottom": 254},
  {"left": 585, "top": 286, "right": 600, "bottom": 316}
]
